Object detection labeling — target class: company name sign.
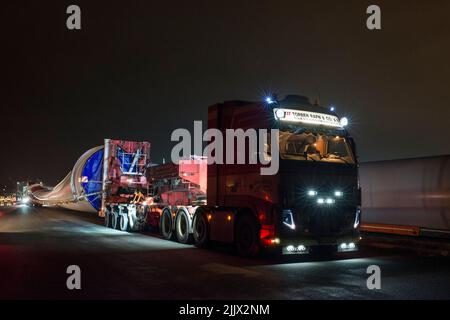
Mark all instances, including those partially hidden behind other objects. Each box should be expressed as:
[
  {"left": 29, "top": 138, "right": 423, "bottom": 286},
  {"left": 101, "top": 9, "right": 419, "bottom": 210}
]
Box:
[{"left": 273, "top": 108, "right": 342, "bottom": 128}]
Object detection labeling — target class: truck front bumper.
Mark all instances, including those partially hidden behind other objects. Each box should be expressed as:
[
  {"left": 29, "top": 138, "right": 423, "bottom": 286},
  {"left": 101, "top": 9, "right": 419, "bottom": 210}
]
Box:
[{"left": 278, "top": 235, "right": 360, "bottom": 255}]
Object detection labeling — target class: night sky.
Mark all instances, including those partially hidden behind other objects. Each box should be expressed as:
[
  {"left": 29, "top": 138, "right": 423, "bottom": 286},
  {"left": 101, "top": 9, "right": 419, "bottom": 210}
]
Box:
[{"left": 1, "top": 0, "right": 450, "bottom": 190}]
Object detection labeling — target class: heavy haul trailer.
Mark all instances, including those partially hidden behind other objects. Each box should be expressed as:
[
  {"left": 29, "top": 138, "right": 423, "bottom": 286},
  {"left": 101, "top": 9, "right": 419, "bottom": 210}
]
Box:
[
  {"left": 26, "top": 138, "right": 152, "bottom": 224},
  {"left": 146, "top": 157, "right": 208, "bottom": 242},
  {"left": 101, "top": 139, "right": 151, "bottom": 231},
  {"left": 146, "top": 95, "right": 361, "bottom": 256},
  {"left": 103, "top": 155, "right": 208, "bottom": 234}
]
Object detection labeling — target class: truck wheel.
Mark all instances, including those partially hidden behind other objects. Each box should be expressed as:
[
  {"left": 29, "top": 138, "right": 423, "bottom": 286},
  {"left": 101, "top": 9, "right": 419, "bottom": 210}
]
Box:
[
  {"left": 131, "top": 205, "right": 147, "bottom": 231},
  {"left": 175, "top": 209, "right": 193, "bottom": 244},
  {"left": 112, "top": 212, "right": 120, "bottom": 230},
  {"left": 160, "top": 209, "right": 174, "bottom": 240},
  {"left": 105, "top": 210, "right": 112, "bottom": 228},
  {"left": 138, "top": 216, "right": 148, "bottom": 231},
  {"left": 119, "top": 214, "right": 129, "bottom": 232},
  {"left": 235, "top": 214, "right": 259, "bottom": 257},
  {"left": 193, "top": 210, "right": 210, "bottom": 248},
  {"left": 127, "top": 213, "right": 138, "bottom": 232}
]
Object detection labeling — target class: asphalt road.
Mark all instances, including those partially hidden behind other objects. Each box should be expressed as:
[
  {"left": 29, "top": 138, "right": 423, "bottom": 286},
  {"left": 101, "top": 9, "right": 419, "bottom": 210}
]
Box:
[{"left": 1, "top": 205, "right": 449, "bottom": 300}]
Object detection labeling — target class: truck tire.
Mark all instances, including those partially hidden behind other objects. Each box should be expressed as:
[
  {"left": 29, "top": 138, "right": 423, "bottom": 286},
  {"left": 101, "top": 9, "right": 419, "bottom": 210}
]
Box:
[
  {"left": 235, "top": 214, "right": 260, "bottom": 257},
  {"left": 193, "top": 209, "right": 210, "bottom": 248},
  {"left": 131, "top": 205, "right": 147, "bottom": 231},
  {"left": 119, "top": 214, "right": 129, "bottom": 231},
  {"left": 105, "top": 210, "right": 112, "bottom": 228},
  {"left": 175, "top": 209, "right": 193, "bottom": 244},
  {"left": 129, "top": 215, "right": 142, "bottom": 232},
  {"left": 160, "top": 209, "right": 174, "bottom": 240},
  {"left": 127, "top": 212, "right": 139, "bottom": 232},
  {"left": 112, "top": 212, "right": 120, "bottom": 230}
]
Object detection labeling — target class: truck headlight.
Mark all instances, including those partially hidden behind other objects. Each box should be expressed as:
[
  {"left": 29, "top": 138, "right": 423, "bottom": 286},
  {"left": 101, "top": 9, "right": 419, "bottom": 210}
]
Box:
[{"left": 334, "top": 190, "right": 343, "bottom": 197}]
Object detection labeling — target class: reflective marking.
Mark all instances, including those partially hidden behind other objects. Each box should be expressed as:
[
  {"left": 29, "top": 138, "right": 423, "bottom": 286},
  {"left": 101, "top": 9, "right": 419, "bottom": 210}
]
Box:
[{"left": 361, "top": 223, "right": 420, "bottom": 236}]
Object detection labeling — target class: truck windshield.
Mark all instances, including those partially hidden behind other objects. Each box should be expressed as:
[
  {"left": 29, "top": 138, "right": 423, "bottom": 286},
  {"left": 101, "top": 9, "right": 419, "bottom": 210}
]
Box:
[{"left": 278, "top": 131, "right": 355, "bottom": 164}]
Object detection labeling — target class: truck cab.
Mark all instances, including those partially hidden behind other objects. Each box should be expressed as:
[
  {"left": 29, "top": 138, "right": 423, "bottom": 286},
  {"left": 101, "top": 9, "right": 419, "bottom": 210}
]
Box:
[{"left": 203, "top": 95, "right": 361, "bottom": 256}]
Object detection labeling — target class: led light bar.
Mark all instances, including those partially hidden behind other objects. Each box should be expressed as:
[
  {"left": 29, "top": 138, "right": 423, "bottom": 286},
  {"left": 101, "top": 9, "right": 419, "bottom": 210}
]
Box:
[{"left": 273, "top": 108, "right": 343, "bottom": 128}]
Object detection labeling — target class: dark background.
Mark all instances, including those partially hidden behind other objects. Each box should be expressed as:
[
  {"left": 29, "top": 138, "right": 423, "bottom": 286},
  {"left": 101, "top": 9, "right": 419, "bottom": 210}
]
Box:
[{"left": 1, "top": 0, "right": 449, "bottom": 190}]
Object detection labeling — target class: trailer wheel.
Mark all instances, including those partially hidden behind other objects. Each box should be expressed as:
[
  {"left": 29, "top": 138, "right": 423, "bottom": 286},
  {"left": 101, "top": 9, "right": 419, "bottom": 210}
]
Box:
[
  {"left": 131, "top": 205, "right": 147, "bottom": 231},
  {"left": 111, "top": 211, "right": 120, "bottom": 230},
  {"left": 119, "top": 214, "right": 129, "bottom": 231},
  {"left": 127, "top": 211, "right": 139, "bottom": 232},
  {"left": 129, "top": 214, "right": 142, "bottom": 232},
  {"left": 105, "top": 209, "right": 112, "bottom": 228},
  {"left": 160, "top": 209, "right": 174, "bottom": 240},
  {"left": 235, "top": 214, "right": 259, "bottom": 257},
  {"left": 193, "top": 210, "right": 210, "bottom": 248},
  {"left": 175, "top": 209, "right": 193, "bottom": 244}
]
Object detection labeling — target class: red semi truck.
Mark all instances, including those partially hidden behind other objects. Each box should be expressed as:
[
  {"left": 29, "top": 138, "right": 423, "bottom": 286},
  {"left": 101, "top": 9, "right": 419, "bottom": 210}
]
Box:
[{"left": 104, "top": 95, "right": 361, "bottom": 256}]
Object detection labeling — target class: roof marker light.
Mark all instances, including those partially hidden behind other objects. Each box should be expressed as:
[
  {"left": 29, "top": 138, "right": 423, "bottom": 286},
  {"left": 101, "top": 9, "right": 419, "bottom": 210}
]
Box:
[
  {"left": 340, "top": 117, "right": 348, "bottom": 127},
  {"left": 265, "top": 97, "right": 274, "bottom": 104}
]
